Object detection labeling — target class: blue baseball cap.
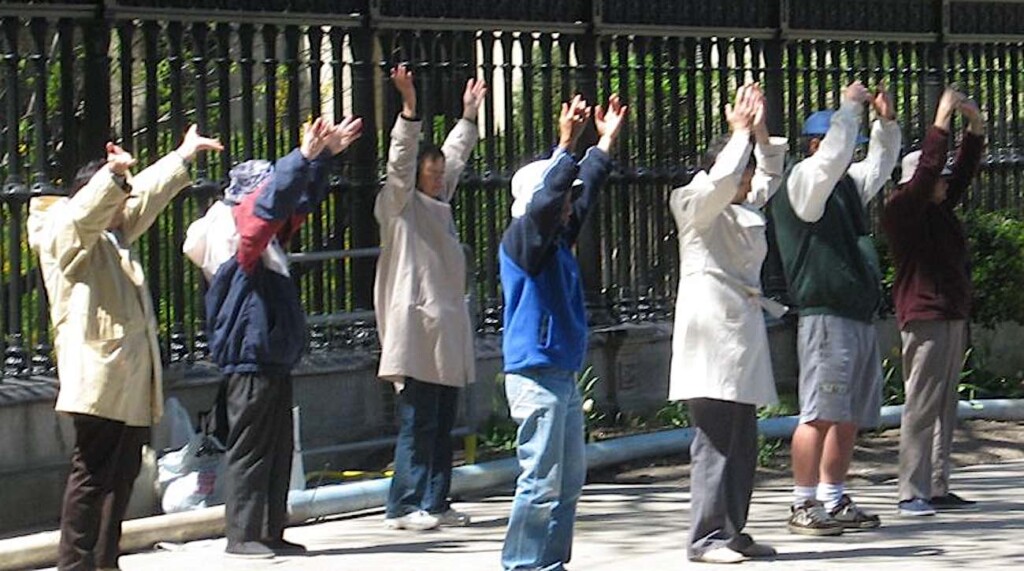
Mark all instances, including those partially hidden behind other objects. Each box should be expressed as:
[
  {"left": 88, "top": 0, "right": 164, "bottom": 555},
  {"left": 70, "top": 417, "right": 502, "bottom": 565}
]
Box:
[{"left": 803, "top": 110, "right": 869, "bottom": 144}]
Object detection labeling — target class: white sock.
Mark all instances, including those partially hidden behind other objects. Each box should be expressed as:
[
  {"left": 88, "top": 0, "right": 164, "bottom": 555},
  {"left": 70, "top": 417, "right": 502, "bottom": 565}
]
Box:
[
  {"left": 817, "top": 482, "right": 845, "bottom": 511},
  {"left": 793, "top": 485, "right": 817, "bottom": 507}
]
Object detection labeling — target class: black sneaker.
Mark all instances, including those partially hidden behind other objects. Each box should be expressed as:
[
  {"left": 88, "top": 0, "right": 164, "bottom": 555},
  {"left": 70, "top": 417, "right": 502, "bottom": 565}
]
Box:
[
  {"left": 264, "top": 538, "right": 307, "bottom": 555},
  {"left": 225, "top": 540, "right": 275, "bottom": 559},
  {"left": 930, "top": 492, "right": 977, "bottom": 510},
  {"left": 829, "top": 494, "right": 881, "bottom": 529},
  {"left": 788, "top": 499, "right": 844, "bottom": 536}
]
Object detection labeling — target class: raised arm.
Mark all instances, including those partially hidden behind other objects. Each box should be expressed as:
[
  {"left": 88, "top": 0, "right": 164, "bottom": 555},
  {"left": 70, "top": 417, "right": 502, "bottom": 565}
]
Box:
[
  {"left": 670, "top": 84, "right": 757, "bottom": 231},
  {"left": 885, "top": 88, "right": 962, "bottom": 226},
  {"left": 786, "top": 81, "right": 870, "bottom": 222},
  {"left": 501, "top": 95, "right": 589, "bottom": 275},
  {"left": 847, "top": 84, "right": 902, "bottom": 206},
  {"left": 38, "top": 155, "right": 132, "bottom": 276},
  {"left": 746, "top": 84, "right": 789, "bottom": 208},
  {"left": 236, "top": 117, "right": 361, "bottom": 274},
  {"left": 119, "top": 126, "right": 222, "bottom": 244},
  {"left": 945, "top": 96, "right": 986, "bottom": 206},
  {"left": 565, "top": 93, "right": 627, "bottom": 244},
  {"left": 378, "top": 64, "right": 422, "bottom": 215},
  {"left": 438, "top": 78, "right": 487, "bottom": 203}
]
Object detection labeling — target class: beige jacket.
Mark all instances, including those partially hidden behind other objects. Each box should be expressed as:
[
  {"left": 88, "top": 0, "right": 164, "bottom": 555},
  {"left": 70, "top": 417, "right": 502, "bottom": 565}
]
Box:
[
  {"left": 28, "top": 153, "right": 192, "bottom": 426},
  {"left": 374, "top": 116, "right": 478, "bottom": 388},
  {"left": 668, "top": 131, "right": 787, "bottom": 407}
]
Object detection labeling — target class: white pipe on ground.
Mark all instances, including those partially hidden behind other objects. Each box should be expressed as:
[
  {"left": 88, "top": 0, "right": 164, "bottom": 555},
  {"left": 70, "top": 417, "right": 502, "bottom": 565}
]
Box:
[{"left": 1, "top": 398, "right": 1022, "bottom": 570}]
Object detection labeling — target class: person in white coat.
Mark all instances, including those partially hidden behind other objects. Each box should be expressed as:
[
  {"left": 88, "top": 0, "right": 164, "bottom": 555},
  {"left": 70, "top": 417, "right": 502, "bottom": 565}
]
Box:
[
  {"left": 374, "top": 64, "right": 486, "bottom": 531},
  {"left": 669, "top": 83, "right": 787, "bottom": 564}
]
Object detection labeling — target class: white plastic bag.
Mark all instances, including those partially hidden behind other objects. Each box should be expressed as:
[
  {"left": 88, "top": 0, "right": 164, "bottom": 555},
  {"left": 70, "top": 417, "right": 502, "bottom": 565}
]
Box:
[{"left": 158, "top": 432, "right": 226, "bottom": 513}]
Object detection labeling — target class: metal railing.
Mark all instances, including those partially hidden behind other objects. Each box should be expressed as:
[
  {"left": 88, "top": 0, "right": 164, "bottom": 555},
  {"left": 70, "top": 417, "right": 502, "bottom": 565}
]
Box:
[{"left": 2, "top": 0, "right": 1024, "bottom": 377}]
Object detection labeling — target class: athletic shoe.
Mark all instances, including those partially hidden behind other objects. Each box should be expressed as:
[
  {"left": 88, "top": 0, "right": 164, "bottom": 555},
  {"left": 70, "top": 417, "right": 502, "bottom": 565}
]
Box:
[
  {"left": 690, "top": 546, "right": 748, "bottom": 564},
  {"left": 225, "top": 540, "right": 275, "bottom": 559},
  {"left": 787, "top": 499, "right": 844, "bottom": 536},
  {"left": 897, "top": 498, "right": 936, "bottom": 517},
  {"left": 384, "top": 510, "right": 441, "bottom": 531},
  {"left": 830, "top": 494, "right": 881, "bottom": 529},
  {"left": 930, "top": 492, "right": 977, "bottom": 510},
  {"left": 435, "top": 508, "right": 472, "bottom": 526}
]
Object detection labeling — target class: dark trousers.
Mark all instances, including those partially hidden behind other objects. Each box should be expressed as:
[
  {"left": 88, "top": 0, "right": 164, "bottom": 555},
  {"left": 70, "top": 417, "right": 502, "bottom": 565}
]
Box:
[
  {"left": 386, "top": 378, "right": 459, "bottom": 518},
  {"left": 58, "top": 414, "right": 149, "bottom": 571},
  {"left": 224, "top": 372, "right": 294, "bottom": 545},
  {"left": 687, "top": 398, "right": 758, "bottom": 560}
]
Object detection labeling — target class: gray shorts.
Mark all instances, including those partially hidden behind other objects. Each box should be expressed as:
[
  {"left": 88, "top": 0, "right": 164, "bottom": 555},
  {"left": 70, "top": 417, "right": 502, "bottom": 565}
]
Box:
[{"left": 797, "top": 314, "right": 883, "bottom": 427}]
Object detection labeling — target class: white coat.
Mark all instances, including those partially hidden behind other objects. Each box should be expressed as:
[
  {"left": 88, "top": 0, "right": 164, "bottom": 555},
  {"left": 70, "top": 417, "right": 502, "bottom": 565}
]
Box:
[
  {"left": 373, "top": 116, "right": 478, "bottom": 388},
  {"left": 668, "top": 130, "right": 787, "bottom": 406}
]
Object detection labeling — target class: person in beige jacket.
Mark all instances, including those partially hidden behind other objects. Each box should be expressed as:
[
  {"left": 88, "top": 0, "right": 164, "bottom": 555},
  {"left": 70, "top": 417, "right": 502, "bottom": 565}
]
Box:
[
  {"left": 374, "top": 64, "right": 485, "bottom": 531},
  {"left": 28, "top": 126, "right": 222, "bottom": 571}
]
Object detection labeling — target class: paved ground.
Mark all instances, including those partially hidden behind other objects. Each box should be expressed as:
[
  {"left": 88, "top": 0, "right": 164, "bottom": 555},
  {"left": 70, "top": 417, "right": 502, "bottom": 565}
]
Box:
[{"left": 97, "top": 460, "right": 1024, "bottom": 570}]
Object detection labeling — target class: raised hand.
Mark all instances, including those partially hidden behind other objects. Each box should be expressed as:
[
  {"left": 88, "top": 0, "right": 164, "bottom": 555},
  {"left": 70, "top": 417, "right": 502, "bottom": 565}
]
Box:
[
  {"left": 725, "top": 84, "right": 758, "bottom": 133},
  {"left": 843, "top": 80, "right": 872, "bottom": 106},
  {"left": 462, "top": 78, "right": 488, "bottom": 122},
  {"left": 958, "top": 96, "right": 985, "bottom": 135},
  {"left": 748, "top": 83, "right": 770, "bottom": 145},
  {"left": 872, "top": 82, "right": 896, "bottom": 121},
  {"left": 558, "top": 94, "right": 590, "bottom": 151},
  {"left": 175, "top": 124, "right": 224, "bottom": 163},
  {"left": 934, "top": 87, "right": 965, "bottom": 130},
  {"left": 391, "top": 64, "right": 417, "bottom": 119},
  {"left": 300, "top": 117, "right": 333, "bottom": 160},
  {"left": 595, "top": 94, "right": 629, "bottom": 153},
  {"left": 326, "top": 115, "right": 364, "bottom": 155},
  {"left": 105, "top": 142, "right": 137, "bottom": 175}
]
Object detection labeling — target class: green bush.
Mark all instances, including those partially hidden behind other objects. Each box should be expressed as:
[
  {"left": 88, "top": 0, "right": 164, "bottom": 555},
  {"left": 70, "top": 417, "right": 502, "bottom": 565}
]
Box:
[{"left": 963, "top": 210, "right": 1024, "bottom": 328}]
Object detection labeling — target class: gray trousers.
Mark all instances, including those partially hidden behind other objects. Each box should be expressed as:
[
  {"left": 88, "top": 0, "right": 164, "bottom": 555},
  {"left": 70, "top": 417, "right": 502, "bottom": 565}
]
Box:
[
  {"left": 687, "top": 398, "right": 758, "bottom": 559},
  {"left": 898, "top": 320, "right": 966, "bottom": 501}
]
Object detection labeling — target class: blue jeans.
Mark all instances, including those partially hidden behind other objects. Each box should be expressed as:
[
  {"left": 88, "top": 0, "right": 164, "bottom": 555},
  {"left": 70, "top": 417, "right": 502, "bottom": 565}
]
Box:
[
  {"left": 502, "top": 369, "right": 586, "bottom": 571},
  {"left": 386, "top": 378, "right": 459, "bottom": 518}
]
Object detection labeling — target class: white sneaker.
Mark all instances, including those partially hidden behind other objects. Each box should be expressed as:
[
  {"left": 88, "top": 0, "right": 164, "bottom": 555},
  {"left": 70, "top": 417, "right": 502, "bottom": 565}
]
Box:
[
  {"left": 436, "top": 508, "right": 471, "bottom": 526},
  {"left": 384, "top": 510, "right": 440, "bottom": 531}
]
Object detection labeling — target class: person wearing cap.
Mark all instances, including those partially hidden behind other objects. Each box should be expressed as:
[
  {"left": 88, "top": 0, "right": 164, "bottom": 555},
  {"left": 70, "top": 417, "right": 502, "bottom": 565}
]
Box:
[
  {"left": 669, "top": 83, "right": 787, "bottom": 564},
  {"left": 28, "top": 126, "right": 223, "bottom": 570},
  {"left": 769, "top": 81, "right": 901, "bottom": 536},
  {"left": 499, "top": 93, "right": 626, "bottom": 571},
  {"left": 882, "top": 87, "right": 985, "bottom": 517},
  {"left": 197, "top": 116, "right": 363, "bottom": 559},
  {"left": 374, "top": 64, "right": 486, "bottom": 532}
]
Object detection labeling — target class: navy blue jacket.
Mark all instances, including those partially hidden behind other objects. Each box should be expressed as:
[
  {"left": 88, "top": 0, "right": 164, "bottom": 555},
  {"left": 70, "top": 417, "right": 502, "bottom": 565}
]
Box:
[
  {"left": 499, "top": 146, "right": 612, "bottom": 373},
  {"left": 206, "top": 149, "right": 330, "bottom": 376}
]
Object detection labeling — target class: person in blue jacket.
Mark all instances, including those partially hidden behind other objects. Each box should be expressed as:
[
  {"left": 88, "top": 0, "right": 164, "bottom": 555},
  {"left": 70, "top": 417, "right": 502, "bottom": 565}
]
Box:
[
  {"left": 202, "top": 116, "right": 363, "bottom": 559},
  {"left": 499, "top": 94, "right": 627, "bottom": 571}
]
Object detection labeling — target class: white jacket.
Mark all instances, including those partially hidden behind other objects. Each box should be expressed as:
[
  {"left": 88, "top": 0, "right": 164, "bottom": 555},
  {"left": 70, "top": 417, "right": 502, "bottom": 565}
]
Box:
[
  {"left": 668, "top": 131, "right": 787, "bottom": 406},
  {"left": 373, "top": 116, "right": 478, "bottom": 388}
]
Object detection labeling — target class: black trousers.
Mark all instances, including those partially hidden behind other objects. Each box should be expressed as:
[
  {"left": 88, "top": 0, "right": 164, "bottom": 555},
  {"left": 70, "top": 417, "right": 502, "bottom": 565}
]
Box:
[
  {"left": 687, "top": 398, "right": 758, "bottom": 559},
  {"left": 58, "top": 414, "right": 149, "bottom": 571},
  {"left": 224, "top": 371, "right": 294, "bottom": 545}
]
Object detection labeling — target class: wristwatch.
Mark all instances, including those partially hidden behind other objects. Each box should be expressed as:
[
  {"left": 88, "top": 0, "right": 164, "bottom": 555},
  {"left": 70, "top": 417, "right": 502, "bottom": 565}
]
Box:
[{"left": 111, "top": 173, "right": 132, "bottom": 193}]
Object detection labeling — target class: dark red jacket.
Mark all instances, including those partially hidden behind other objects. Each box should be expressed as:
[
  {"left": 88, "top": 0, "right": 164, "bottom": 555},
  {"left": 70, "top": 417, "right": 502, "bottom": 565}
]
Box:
[{"left": 882, "top": 126, "right": 984, "bottom": 329}]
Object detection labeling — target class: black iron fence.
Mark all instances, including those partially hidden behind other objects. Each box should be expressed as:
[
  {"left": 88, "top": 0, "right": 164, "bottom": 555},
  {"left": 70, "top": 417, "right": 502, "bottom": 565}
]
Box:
[{"left": 2, "top": 0, "right": 1023, "bottom": 377}]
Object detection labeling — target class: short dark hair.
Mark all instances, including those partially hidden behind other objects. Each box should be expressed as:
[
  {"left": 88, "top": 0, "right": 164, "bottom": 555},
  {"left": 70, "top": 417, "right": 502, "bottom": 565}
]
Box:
[
  {"left": 700, "top": 133, "right": 755, "bottom": 173},
  {"left": 68, "top": 160, "right": 106, "bottom": 197}
]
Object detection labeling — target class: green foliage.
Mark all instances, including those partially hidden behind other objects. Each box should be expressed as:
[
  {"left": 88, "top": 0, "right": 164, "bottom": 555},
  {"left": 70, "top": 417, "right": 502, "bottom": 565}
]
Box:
[
  {"left": 757, "top": 436, "right": 784, "bottom": 468},
  {"left": 655, "top": 401, "right": 689, "bottom": 428},
  {"left": 963, "top": 210, "right": 1024, "bottom": 328}
]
